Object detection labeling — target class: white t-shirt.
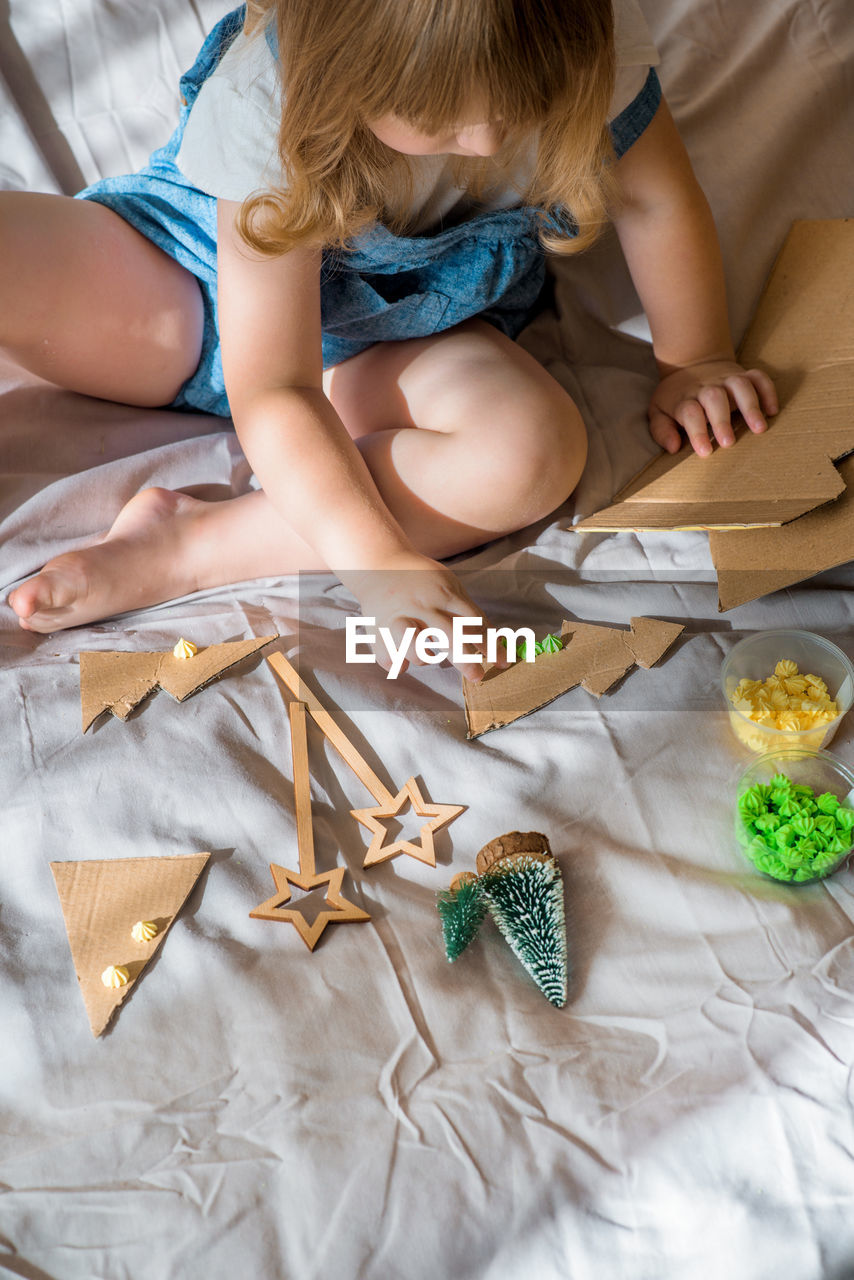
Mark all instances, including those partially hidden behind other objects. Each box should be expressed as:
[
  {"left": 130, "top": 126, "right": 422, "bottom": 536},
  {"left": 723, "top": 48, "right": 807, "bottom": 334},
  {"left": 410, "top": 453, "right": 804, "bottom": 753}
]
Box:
[{"left": 176, "top": 0, "right": 660, "bottom": 233}]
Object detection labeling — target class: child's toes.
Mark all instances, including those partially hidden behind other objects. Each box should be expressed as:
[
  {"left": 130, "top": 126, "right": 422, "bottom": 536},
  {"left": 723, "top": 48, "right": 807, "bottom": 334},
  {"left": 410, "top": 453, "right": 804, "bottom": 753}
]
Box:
[
  {"left": 8, "top": 579, "right": 40, "bottom": 621},
  {"left": 10, "top": 561, "right": 88, "bottom": 630}
]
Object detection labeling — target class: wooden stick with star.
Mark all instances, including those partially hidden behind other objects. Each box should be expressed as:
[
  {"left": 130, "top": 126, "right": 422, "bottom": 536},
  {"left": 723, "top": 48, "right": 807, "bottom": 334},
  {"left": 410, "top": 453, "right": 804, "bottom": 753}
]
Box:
[
  {"left": 266, "top": 652, "right": 464, "bottom": 868},
  {"left": 249, "top": 701, "right": 370, "bottom": 950}
]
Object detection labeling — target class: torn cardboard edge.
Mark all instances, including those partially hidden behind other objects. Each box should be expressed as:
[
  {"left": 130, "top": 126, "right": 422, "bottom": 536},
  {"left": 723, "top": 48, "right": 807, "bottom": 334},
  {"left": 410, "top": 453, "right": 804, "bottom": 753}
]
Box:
[
  {"left": 80, "top": 634, "right": 278, "bottom": 731},
  {"left": 572, "top": 219, "right": 854, "bottom": 534},
  {"left": 462, "top": 616, "right": 684, "bottom": 738},
  {"left": 50, "top": 852, "right": 210, "bottom": 1038}
]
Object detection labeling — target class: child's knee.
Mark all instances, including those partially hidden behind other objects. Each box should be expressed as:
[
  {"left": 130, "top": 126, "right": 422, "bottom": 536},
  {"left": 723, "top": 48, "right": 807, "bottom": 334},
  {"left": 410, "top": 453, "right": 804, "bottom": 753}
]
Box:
[{"left": 517, "top": 382, "right": 588, "bottom": 511}]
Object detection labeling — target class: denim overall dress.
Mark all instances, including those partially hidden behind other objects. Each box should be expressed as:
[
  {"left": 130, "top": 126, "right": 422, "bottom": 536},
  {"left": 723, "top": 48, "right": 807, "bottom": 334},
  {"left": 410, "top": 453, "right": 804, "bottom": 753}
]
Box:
[{"left": 77, "top": 6, "right": 661, "bottom": 419}]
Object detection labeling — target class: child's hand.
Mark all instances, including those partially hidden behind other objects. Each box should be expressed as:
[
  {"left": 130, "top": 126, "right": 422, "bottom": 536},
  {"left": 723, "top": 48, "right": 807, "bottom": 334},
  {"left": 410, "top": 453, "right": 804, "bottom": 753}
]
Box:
[
  {"left": 341, "top": 552, "right": 499, "bottom": 682},
  {"left": 648, "top": 360, "right": 778, "bottom": 457}
]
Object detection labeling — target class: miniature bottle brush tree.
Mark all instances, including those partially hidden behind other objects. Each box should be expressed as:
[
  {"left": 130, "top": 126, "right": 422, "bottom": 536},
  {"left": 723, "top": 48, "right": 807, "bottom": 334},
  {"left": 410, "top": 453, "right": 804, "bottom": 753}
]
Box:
[{"left": 438, "top": 831, "right": 568, "bottom": 1007}]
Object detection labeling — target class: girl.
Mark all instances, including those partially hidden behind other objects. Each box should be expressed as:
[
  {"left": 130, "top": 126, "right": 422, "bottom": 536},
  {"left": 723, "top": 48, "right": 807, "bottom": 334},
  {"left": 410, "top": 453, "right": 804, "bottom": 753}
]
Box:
[{"left": 3, "top": 0, "right": 776, "bottom": 675}]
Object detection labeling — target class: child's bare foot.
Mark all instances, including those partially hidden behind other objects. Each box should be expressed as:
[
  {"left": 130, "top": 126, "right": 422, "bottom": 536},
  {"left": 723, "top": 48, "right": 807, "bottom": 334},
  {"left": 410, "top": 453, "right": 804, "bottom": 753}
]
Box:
[{"left": 8, "top": 488, "right": 210, "bottom": 633}]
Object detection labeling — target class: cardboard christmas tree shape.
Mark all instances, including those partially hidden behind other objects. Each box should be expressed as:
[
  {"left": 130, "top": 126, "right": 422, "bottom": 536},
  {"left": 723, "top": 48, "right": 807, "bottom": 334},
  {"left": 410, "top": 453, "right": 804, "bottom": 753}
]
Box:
[
  {"left": 50, "top": 852, "right": 210, "bottom": 1037},
  {"left": 574, "top": 220, "right": 854, "bottom": 534},
  {"left": 80, "top": 635, "right": 277, "bottom": 731},
  {"left": 462, "top": 616, "right": 684, "bottom": 737}
]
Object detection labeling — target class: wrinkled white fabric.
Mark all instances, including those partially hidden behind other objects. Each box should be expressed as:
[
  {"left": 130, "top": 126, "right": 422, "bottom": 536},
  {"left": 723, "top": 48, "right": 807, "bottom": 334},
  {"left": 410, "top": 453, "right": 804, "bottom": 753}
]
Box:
[{"left": 1, "top": 2, "right": 854, "bottom": 1279}]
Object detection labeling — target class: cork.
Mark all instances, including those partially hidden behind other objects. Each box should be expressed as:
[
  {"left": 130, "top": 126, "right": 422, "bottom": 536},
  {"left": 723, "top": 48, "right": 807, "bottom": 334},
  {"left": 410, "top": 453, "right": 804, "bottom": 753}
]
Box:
[{"left": 475, "top": 830, "right": 552, "bottom": 876}]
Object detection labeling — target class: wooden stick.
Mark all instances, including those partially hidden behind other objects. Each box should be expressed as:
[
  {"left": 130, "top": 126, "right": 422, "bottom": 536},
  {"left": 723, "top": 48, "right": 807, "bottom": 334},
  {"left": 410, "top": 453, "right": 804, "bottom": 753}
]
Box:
[
  {"left": 288, "top": 702, "right": 315, "bottom": 878},
  {"left": 267, "top": 652, "right": 393, "bottom": 805}
]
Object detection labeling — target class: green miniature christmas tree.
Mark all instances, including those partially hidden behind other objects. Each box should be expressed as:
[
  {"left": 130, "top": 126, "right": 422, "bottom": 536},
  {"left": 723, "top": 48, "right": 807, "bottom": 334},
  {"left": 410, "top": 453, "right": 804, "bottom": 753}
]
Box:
[
  {"left": 481, "top": 854, "right": 568, "bottom": 1008},
  {"left": 438, "top": 833, "right": 569, "bottom": 1007},
  {"left": 437, "top": 873, "right": 488, "bottom": 961}
]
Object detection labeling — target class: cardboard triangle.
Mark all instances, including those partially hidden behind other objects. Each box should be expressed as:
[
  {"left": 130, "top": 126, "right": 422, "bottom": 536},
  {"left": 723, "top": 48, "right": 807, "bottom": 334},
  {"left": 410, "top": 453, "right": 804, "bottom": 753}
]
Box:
[
  {"left": 50, "top": 852, "right": 210, "bottom": 1037},
  {"left": 462, "top": 617, "right": 683, "bottom": 736},
  {"left": 710, "top": 453, "right": 854, "bottom": 611},
  {"left": 80, "top": 635, "right": 277, "bottom": 731},
  {"left": 574, "top": 220, "right": 854, "bottom": 533}
]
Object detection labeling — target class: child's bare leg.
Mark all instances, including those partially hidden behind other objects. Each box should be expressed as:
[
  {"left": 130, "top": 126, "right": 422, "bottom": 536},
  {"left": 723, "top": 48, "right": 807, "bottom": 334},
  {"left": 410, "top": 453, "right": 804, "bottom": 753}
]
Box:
[
  {"left": 0, "top": 192, "right": 204, "bottom": 404},
  {"left": 10, "top": 320, "right": 585, "bottom": 632},
  {"left": 328, "top": 318, "right": 587, "bottom": 537}
]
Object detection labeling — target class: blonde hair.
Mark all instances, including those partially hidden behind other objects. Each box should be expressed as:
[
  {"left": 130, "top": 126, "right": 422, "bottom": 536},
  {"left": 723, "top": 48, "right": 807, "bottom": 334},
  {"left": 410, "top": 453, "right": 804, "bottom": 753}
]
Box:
[{"left": 239, "top": 0, "right": 616, "bottom": 257}]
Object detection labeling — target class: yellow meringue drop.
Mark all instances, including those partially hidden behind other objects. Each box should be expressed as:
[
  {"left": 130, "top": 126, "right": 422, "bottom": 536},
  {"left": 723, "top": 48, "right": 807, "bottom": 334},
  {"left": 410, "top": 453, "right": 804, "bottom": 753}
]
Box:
[
  {"left": 774, "top": 659, "right": 799, "bottom": 679},
  {"left": 131, "top": 920, "right": 158, "bottom": 944},
  {"left": 101, "top": 964, "right": 130, "bottom": 989},
  {"left": 172, "top": 637, "right": 198, "bottom": 660}
]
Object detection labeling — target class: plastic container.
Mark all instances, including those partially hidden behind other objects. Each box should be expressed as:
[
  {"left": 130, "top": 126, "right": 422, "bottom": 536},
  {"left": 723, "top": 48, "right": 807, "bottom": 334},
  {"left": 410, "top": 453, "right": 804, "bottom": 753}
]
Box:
[
  {"left": 721, "top": 629, "right": 854, "bottom": 753},
  {"left": 735, "top": 748, "right": 854, "bottom": 884}
]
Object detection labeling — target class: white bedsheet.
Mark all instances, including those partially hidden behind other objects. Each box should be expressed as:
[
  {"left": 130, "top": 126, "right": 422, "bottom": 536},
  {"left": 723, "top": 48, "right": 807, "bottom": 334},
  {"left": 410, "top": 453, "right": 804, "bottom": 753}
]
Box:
[{"left": 2, "top": 3, "right": 854, "bottom": 1278}]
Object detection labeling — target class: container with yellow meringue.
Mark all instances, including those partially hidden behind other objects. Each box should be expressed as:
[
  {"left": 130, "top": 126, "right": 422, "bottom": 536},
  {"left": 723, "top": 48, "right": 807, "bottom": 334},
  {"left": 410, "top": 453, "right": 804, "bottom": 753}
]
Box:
[{"left": 721, "top": 630, "right": 854, "bottom": 754}]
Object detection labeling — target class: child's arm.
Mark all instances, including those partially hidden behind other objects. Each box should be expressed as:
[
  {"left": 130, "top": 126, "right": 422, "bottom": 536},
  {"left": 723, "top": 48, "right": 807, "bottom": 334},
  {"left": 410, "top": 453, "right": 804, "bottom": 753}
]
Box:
[
  {"left": 611, "top": 100, "right": 778, "bottom": 456},
  {"left": 216, "top": 199, "right": 488, "bottom": 677}
]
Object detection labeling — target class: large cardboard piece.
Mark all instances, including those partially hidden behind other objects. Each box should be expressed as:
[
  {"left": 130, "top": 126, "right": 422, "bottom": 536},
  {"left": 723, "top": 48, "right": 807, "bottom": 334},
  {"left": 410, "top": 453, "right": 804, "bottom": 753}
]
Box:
[
  {"left": 574, "top": 220, "right": 854, "bottom": 533},
  {"left": 463, "top": 616, "right": 684, "bottom": 737},
  {"left": 711, "top": 453, "right": 854, "bottom": 610},
  {"left": 80, "top": 635, "right": 277, "bottom": 730},
  {"left": 51, "top": 853, "right": 210, "bottom": 1037}
]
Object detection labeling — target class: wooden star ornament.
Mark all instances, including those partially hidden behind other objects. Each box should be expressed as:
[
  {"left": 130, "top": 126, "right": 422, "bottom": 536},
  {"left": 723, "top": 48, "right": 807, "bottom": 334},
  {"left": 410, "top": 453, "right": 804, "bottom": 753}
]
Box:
[
  {"left": 249, "top": 700, "right": 370, "bottom": 950},
  {"left": 250, "top": 862, "right": 369, "bottom": 951},
  {"left": 266, "top": 652, "right": 465, "bottom": 869},
  {"left": 351, "top": 778, "right": 465, "bottom": 868}
]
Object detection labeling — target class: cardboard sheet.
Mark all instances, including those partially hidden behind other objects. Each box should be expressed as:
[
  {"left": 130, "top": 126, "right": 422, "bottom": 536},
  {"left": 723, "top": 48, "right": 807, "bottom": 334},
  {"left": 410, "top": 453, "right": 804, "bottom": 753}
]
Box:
[
  {"left": 50, "top": 853, "right": 211, "bottom": 1037},
  {"left": 463, "top": 616, "right": 684, "bottom": 737},
  {"left": 80, "top": 635, "right": 277, "bottom": 731},
  {"left": 711, "top": 454, "right": 854, "bottom": 610},
  {"left": 573, "top": 220, "right": 854, "bottom": 533}
]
